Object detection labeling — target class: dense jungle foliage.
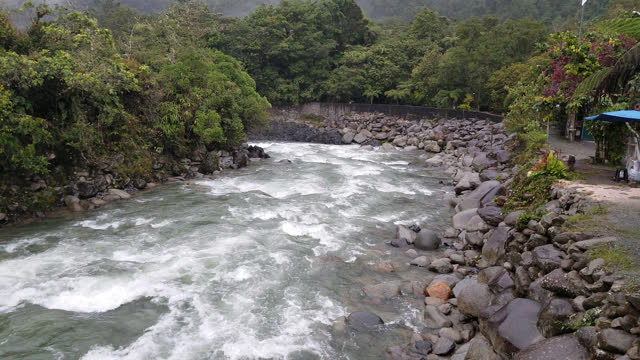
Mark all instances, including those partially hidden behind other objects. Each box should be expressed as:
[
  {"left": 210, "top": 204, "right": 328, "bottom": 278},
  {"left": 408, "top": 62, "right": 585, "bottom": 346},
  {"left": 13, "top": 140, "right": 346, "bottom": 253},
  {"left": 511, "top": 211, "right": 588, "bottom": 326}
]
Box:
[
  {"left": 7, "top": 0, "right": 637, "bottom": 24},
  {"left": 1, "top": 0, "right": 639, "bottom": 185},
  {"left": 0, "top": 1, "right": 270, "bottom": 179}
]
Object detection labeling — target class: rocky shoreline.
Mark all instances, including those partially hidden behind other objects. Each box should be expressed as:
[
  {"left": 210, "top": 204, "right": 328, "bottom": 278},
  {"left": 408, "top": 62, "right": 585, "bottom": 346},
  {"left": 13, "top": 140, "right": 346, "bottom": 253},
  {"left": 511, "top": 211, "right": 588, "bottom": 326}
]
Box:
[
  {"left": 0, "top": 144, "right": 270, "bottom": 227},
  {"left": 291, "top": 113, "right": 639, "bottom": 359},
  {"left": 3, "top": 108, "right": 638, "bottom": 359}
]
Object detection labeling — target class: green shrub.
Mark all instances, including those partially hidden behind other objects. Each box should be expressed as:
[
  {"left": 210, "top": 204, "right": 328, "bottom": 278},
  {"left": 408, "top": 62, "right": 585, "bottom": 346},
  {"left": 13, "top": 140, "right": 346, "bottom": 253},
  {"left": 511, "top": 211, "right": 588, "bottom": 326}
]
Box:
[
  {"left": 504, "top": 165, "right": 556, "bottom": 213},
  {"left": 529, "top": 151, "right": 567, "bottom": 179}
]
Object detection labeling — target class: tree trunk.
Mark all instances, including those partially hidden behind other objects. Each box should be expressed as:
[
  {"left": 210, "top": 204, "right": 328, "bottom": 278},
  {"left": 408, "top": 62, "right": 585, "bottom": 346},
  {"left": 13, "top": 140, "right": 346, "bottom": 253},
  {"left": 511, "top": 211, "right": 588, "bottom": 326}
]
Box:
[{"left": 567, "top": 111, "right": 576, "bottom": 142}]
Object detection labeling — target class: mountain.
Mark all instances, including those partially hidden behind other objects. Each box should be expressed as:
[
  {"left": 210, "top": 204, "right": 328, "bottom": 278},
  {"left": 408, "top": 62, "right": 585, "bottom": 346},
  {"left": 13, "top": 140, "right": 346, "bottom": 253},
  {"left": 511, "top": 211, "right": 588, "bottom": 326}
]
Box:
[{"left": 2, "top": 0, "right": 626, "bottom": 24}]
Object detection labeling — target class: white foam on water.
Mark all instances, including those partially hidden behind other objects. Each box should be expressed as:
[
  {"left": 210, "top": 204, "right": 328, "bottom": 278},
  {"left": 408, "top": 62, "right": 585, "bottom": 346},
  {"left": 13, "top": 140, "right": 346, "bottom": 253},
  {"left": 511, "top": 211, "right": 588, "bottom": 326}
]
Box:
[
  {"left": 269, "top": 252, "right": 290, "bottom": 265},
  {"left": 0, "top": 237, "right": 45, "bottom": 253},
  {"left": 75, "top": 220, "right": 124, "bottom": 230},
  {"left": 133, "top": 217, "right": 153, "bottom": 226},
  {"left": 374, "top": 182, "right": 417, "bottom": 195},
  {"left": 150, "top": 220, "right": 172, "bottom": 228},
  {"left": 199, "top": 174, "right": 326, "bottom": 199},
  {"left": 226, "top": 265, "right": 254, "bottom": 282},
  {"left": 1, "top": 142, "right": 445, "bottom": 360}
]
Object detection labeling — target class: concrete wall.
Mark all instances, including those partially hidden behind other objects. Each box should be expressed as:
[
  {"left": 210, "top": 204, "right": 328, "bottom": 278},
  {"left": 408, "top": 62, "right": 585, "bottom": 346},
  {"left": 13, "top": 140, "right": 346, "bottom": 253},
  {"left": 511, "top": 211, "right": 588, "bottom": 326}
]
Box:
[{"left": 269, "top": 103, "right": 503, "bottom": 123}]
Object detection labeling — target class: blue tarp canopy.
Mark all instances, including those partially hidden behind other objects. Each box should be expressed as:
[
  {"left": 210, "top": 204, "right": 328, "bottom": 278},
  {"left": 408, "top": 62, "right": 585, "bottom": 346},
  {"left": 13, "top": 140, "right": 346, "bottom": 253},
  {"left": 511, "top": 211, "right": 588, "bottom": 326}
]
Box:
[{"left": 585, "top": 110, "right": 640, "bottom": 123}]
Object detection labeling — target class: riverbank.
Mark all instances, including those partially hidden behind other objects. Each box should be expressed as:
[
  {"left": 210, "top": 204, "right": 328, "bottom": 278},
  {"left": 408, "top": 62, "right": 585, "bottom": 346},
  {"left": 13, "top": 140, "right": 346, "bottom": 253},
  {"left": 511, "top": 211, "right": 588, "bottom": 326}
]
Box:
[
  {"left": 2, "top": 108, "right": 638, "bottom": 359},
  {"left": 0, "top": 144, "right": 270, "bottom": 228},
  {"left": 0, "top": 142, "right": 454, "bottom": 359},
  {"left": 255, "top": 110, "right": 640, "bottom": 359}
]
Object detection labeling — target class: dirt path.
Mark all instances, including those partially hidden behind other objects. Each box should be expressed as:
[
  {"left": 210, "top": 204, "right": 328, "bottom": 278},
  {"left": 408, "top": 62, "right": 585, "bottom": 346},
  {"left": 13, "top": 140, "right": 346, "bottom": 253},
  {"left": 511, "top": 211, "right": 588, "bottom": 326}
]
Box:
[
  {"left": 559, "top": 181, "right": 640, "bottom": 256},
  {"left": 547, "top": 132, "right": 640, "bottom": 265}
]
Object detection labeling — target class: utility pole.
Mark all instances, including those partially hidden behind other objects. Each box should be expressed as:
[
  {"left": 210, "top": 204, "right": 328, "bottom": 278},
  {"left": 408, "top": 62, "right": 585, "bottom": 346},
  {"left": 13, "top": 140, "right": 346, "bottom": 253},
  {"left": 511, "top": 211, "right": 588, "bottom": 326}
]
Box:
[{"left": 579, "top": 0, "right": 587, "bottom": 41}]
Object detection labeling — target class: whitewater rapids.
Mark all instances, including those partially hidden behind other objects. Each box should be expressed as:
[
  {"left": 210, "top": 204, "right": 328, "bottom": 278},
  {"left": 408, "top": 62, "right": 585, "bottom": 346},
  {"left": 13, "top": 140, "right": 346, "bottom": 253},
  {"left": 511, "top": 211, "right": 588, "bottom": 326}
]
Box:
[{"left": 0, "top": 142, "right": 452, "bottom": 359}]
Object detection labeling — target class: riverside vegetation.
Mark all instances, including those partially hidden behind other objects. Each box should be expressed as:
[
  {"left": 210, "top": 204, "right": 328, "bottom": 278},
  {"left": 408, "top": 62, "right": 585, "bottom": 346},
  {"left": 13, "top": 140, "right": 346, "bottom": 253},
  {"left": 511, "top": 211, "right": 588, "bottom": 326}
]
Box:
[
  {"left": 2, "top": 0, "right": 640, "bottom": 359},
  {"left": 2, "top": 0, "right": 638, "bottom": 223}
]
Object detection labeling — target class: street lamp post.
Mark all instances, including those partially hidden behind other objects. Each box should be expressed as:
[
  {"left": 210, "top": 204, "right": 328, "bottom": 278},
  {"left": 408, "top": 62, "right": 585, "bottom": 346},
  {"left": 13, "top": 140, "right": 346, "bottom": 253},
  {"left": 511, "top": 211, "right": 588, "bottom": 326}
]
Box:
[{"left": 579, "top": 0, "right": 587, "bottom": 41}]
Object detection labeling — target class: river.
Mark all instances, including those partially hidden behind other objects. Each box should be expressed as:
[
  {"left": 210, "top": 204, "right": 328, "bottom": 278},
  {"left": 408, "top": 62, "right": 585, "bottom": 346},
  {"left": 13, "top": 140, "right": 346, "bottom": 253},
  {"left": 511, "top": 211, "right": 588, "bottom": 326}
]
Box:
[{"left": 0, "top": 142, "right": 452, "bottom": 360}]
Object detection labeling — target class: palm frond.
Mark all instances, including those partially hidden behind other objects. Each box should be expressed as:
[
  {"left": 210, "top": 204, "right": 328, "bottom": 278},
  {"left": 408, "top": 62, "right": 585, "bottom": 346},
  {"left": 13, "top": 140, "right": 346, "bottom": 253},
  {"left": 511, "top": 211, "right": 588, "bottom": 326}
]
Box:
[
  {"left": 596, "top": 17, "right": 640, "bottom": 38},
  {"left": 573, "top": 44, "right": 640, "bottom": 100},
  {"left": 572, "top": 67, "right": 613, "bottom": 100}
]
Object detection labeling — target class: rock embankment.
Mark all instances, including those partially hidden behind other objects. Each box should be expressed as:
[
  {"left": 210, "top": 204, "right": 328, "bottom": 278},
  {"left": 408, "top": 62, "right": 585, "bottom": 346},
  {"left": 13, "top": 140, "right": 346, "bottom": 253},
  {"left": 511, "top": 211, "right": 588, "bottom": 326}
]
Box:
[
  {"left": 0, "top": 144, "right": 269, "bottom": 225},
  {"left": 252, "top": 112, "right": 502, "bottom": 152},
  {"left": 319, "top": 114, "right": 638, "bottom": 360}
]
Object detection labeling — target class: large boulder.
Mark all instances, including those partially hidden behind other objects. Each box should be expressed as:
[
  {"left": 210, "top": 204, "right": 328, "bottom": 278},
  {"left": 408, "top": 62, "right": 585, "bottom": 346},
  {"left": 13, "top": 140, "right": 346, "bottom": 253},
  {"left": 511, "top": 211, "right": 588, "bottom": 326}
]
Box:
[
  {"left": 76, "top": 180, "right": 98, "bottom": 199},
  {"left": 458, "top": 181, "right": 502, "bottom": 211},
  {"left": 433, "top": 336, "right": 456, "bottom": 355},
  {"left": 482, "top": 226, "right": 510, "bottom": 266},
  {"left": 430, "top": 274, "right": 462, "bottom": 288},
  {"left": 532, "top": 245, "right": 564, "bottom": 273},
  {"left": 342, "top": 131, "right": 355, "bottom": 144},
  {"left": 540, "top": 269, "right": 584, "bottom": 298},
  {"left": 597, "top": 328, "right": 635, "bottom": 354},
  {"left": 396, "top": 225, "right": 417, "bottom": 244},
  {"left": 466, "top": 215, "right": 491, "bottom": 233},
  {"left": 414, "top": 229, "right": 441, "bottom": 250},
  {"left": 64, "top": 195, "right": 83, "bottom": 212},
  {"left": 465, "top": 335, "right": 499, "bottom": 360},
  {"left": 527, "top": 277, "right": 554, "bottom": 305},
  {"left": 233, "top": 150, "right": 249, "bottom": 168},
  {"left": 353, "top": 131, "right": 369, "bottom": 144},
  {"left": 428, "top": 258, "right": 454, "bottom": 274},
  {"left": 540, "top": 212, "right": 564, "bottom": 229},
  {"left": 108, "top": 188, "right": 131, "bottom": 200},
  {"left": 453, "top": 209, "right": 478, "bottom": 230},
  {"left": 515, "top": 335, "right": 588, "bottom": 360},
  {"left": 427, "top": 281, "right": 452, "bottom": 301},
  {"left": 363, "top": 281, "right": 402, "bottom": 299},
  {"left": 453, "top": 278, "right": 477, "bottom": 298},
  {"left": 573, "top": 237, "right": 617, "bottom": 251},
  {"left": 504, "top": 210, "right": 526, "bottom": 227},
  {"left": 480, "top": 168, "right": 499, "bottom": 181},
  {"left": 537, "top": 298, "right": 575, "bottom": 337},
  {"left": 424, "top": 140, "right": 441, "bottom": 153},
  {"left": 425, "top": 305, "right": 453, "bottom": 328},
  {"left": 478, "top": 206, "right": 505, "bottom": 226},
  {"left": 455, "top": 172, "right": 481, "bottom": 194},
  {"left": 410, "top": 256, "right": 431, "bottom": 267},
  {"left": 482, "top": 298, "right": 544, "bottom": 358},
  {"left": 494, "top": 150, "right": 512, "bottom": 164},
  {"left": 472, "top": 153, "right": 496, "bottom": 172},
  {"left": 346, "top": 311, "right": 384, "bottom": 329},
  {"left": 458, "top": 282, "right": 492, "bottom": 317}
]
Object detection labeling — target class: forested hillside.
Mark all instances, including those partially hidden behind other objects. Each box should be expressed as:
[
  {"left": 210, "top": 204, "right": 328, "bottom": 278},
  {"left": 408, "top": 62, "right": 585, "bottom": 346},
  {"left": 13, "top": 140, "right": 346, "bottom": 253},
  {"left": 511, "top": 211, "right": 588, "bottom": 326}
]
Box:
[
  {"left": 3, "top": 0, "right": 639, "bottom": 23},
  {"left": 0, "top": 1, "right": 271, "bottom": 217},
  {"left": 1, "top": 0, "right": 639, "bottom": 219}
]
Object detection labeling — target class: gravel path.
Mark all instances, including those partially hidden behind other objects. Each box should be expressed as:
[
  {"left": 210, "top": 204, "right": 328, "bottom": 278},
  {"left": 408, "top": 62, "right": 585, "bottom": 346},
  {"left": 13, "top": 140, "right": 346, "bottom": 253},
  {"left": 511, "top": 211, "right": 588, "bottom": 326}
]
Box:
[{"left": 548, "top": 132, "right": 640, "bottom": 263}]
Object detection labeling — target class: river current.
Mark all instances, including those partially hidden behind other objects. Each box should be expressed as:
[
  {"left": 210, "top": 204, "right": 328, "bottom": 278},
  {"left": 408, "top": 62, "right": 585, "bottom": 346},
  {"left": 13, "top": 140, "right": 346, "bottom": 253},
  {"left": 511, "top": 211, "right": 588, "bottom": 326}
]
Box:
[{"left": 0, "top": 142, "right": 452, "bottom": 360}]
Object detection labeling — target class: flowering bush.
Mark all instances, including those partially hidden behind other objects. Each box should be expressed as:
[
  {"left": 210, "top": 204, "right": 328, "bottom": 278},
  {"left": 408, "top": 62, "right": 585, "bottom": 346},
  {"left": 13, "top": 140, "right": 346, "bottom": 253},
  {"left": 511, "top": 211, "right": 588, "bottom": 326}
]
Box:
[
  {"left": 529, "top": 151, "right": 567, "bottom": 179},
  {"left": 539, "top": 32, "right": 637, "bottom": 107}
]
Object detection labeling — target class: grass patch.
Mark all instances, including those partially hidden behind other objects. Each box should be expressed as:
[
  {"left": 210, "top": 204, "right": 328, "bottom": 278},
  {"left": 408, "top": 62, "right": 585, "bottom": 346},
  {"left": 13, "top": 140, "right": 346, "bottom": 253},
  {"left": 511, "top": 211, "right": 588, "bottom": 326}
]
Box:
[
  {"left": 587, "top": 244, "right": 635, "bottom": 271},
  {"left": 561, "top": 307, "right": 601, "bottom": 332},
  {"left": 566, "top": 204, "right": 608, "bottom": 226},
  {"left": 568, "top": 169, "right": 602, "bottom": 181}
]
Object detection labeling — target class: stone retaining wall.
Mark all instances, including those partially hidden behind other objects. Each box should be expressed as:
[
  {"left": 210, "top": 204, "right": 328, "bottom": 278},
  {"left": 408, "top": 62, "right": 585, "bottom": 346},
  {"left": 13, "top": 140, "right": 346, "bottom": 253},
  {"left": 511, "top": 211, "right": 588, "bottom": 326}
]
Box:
[{"left": 269, "top": 103, "right": 504, "bottom": 123}]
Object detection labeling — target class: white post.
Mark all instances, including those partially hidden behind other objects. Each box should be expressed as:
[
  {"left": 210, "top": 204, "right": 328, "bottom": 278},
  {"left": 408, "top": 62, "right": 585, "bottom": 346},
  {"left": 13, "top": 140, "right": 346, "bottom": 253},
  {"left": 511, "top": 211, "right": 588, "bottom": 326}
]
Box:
[{"left": 579, "top": 0, "right": 587, "bottom": 41}]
